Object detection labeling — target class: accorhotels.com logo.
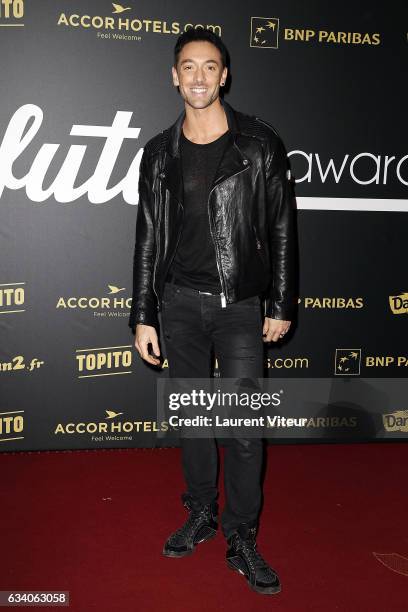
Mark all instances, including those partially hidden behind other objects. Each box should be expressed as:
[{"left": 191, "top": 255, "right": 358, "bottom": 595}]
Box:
[
  {"left": 214, "top": 356, "right": 309, "bottom": 374},
  {"left": 54, "top": 409, "right": 168, "bottom": 441},
  {"left": 250, "top": 15, "right": 380, "bottom": 48},
  {"left": 0, "top": 0, "right": 24, "bottom": 26},
  {"left": 56, "top": 284, "right": 131, "bottom": 319},
  {"left": 57, "top": 2, "right": 221, "bottom": 40}
]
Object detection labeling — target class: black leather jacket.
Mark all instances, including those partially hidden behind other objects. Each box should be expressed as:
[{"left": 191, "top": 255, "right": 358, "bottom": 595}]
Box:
[{"left": 129, "top": 98, "right": 297, "bottom": 333}]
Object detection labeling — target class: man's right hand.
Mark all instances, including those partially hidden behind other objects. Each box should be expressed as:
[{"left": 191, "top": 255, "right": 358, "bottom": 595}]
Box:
[{"left": 134, "top": 324, "right": 161, "bottom": 366}]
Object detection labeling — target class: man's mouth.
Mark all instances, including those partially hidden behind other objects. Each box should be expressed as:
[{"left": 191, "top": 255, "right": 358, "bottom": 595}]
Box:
[{"left": 190, "top": 87, "right": 207, "bottom": 94}]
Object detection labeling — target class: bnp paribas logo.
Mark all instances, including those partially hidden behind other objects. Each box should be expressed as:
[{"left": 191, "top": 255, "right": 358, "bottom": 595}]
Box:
[
  {"left": 334, "top": 349, "right": 361, "bottom": 375},
  {"left": 250, "top": 17, "right": 279, "bottom": 49}
]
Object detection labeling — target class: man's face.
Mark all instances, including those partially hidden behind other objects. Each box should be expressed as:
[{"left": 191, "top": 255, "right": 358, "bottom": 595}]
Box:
[{"left": 172, "top": 40, "right": 228, "bottom": 110}]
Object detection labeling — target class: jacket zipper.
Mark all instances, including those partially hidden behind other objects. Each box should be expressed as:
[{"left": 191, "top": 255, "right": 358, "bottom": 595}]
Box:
[
  {"left": 253, "top": 224, "right": 267, "bottom": 266},
  {"left": 253, "top": 224, "right": 261, "bottom": 250},
  {"left": 207, "top": 154, "right": 250, "bottom": 306},
  {"left": 207, "top": 192, "right": 227, "bottom": 307},
  {"left": 161, "top": 200, "right": 184, "bottom": 302},
  {"left": 152, "top": 179, "right": 162, "bottom": 308},
  {"left": 153, "top": 147, "right": 250, "bottom": 309},
  {"left": 253, "top": 224, "right": 268, "bottom": 317}
]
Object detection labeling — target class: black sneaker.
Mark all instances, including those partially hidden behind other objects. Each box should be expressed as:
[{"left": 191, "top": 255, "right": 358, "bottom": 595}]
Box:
[
  {"left": 226, "top": 524, "right": 281, "bottom": 595},
  {"left": 162, "top": 495, "right": 218, "bottom": 558}
]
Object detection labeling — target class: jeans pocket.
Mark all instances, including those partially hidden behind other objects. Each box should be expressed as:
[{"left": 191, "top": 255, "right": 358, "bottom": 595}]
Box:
[
  {"left": 162, "top": 283, "right": 179, "bottom": 308},
  {"left": 241, "top": 295, "right": 260, "bottom": 309}
]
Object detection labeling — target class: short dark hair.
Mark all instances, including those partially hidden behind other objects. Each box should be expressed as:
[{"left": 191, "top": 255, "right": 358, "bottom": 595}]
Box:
[{"left": 173, "top": 29, "right": 228, "bottom": 69}]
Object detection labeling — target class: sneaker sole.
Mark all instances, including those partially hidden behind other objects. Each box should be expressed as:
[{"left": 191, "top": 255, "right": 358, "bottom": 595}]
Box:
[
  {"left": 162, "top": 528, "right": 217, "bottom": 558},
  {"left": 226, "top": 558, "right": 281, "bottom": 595}
]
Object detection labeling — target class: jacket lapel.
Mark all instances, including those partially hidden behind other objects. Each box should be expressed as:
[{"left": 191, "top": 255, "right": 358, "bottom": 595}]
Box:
[{"left": 162, "top": 98, "right": 249, "bottom": 205}]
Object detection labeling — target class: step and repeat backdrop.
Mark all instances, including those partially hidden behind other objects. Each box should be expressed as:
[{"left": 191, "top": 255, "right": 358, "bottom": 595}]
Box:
[{"left": 1, "top": 1, "right": 407, "bottom": 451}]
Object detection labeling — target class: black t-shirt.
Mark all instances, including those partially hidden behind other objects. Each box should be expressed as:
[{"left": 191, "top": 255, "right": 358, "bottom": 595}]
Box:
[{"left": 167, "top": 127, "right": 231, "bottom": 292}]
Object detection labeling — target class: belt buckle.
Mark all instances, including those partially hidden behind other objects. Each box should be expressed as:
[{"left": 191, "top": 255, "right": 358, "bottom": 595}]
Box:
[{"left": 198, "top": 289, "right": 226, "bottom": 308}]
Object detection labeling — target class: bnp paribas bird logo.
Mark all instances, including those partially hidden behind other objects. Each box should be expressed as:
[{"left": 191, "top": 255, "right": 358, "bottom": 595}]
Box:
[
  {"left": 334, "top": 349, "right": 361, "bottom": 375},
  {"left": 112, "top": 3, "right": 131, "bottom": 14},
  {"left": 250, "top": 17, "right": 279, "bottom": 49}
]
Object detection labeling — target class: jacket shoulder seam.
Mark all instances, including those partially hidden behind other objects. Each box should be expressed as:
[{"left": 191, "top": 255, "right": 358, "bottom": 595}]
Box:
[
  {"left": 143, "top": 130, "right": 167, "bottom": 158},
  {"left": 236, "top": 112, "right": 282, "bottom": 148}
]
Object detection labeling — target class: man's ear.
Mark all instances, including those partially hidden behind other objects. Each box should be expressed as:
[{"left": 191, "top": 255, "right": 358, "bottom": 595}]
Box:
[{"left": 172, "top": 66, "right": 179, "bottom": 87}]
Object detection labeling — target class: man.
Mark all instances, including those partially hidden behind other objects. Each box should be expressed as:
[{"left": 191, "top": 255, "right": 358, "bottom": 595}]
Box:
[{"left": 129, "top": 28, "right": 297, "bottom": 595}]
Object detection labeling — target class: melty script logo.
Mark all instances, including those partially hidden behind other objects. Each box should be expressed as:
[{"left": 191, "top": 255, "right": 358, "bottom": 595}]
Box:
[{"left": 0, "top": 104, "right": 143, "bottom": 204}]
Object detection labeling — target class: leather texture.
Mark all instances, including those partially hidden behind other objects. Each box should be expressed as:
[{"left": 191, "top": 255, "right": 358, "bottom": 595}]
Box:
[
  {"left": 162, "top": 496, "right": 218, "bottom": 558},
  {"left": 129, "top": 98, "right": 297, "bottom": 333},
  {"left": 226, "top": 524, "right": 281, "bottom": 594}
]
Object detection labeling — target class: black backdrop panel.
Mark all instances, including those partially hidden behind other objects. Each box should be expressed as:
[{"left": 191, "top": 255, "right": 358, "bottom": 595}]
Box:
[{"left": 1, "top": 1, "right": 407, "bottom": 450}]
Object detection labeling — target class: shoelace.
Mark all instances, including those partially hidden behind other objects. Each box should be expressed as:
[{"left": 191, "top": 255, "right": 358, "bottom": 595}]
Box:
[
  {"left": 238, "top": 537, "right": 268, "bottom": 570},
  {"left": 172, "top": 509, "right": 206, "bottom": 539}
]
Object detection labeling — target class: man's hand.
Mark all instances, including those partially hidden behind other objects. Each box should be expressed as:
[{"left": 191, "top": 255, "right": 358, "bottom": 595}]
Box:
[
  {"left": 263, "top": 317, "right": 291, "bottom": 343},
  {"left": 134, "top": 324, "right": 161, "bottom": 366}
]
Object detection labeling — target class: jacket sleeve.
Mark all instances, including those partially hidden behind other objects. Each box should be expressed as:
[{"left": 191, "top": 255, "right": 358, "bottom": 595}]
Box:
[
  {"left": 263, "top": 136, "right": 297, "bottom": 321},
  {"left": 128, "top": 148, "right": 159, "bottom": 333}
]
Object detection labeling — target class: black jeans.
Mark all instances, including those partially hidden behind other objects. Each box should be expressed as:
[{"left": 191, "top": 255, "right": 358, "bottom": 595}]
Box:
[{"left": 160, "top": 280, "right": 265, "bottom": 539}]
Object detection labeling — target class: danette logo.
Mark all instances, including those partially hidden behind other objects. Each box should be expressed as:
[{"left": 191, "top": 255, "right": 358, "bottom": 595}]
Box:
[
  {"left": 382, "top": 409, "right": 408, "bottom": 433},
  {"left": 0, "top": 0, "right": 24, "bottom": 25},
  {"left": 389, "top": 292, "right": 408, "bottom": 315},
  {"left": 250, "top": 17, "right": 279, "bottom": 49}
]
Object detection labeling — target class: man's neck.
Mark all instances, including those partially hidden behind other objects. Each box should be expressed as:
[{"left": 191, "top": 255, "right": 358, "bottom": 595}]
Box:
[{"left": 182, "top": 98, "right": 229, "bottom": 144}]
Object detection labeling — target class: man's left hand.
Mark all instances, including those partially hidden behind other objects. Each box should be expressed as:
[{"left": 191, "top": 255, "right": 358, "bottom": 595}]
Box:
[{"left": 263, "top": 317, "right": 291, "bottom": 343}]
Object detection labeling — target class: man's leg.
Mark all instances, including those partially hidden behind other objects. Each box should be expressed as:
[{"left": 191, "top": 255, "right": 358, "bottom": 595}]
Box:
[
  {"left": 161, "top": 283, "right": 218, "bottom": 506},
  {"left": 211, "top": 295, "right": 264, "bottom": 538},
  {"left": 212, "top": 296, "right": 281, "bottom": 594}
]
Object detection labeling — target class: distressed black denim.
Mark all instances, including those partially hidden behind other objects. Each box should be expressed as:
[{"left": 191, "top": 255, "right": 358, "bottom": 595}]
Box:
[{"left": 160, "top": 280, "right": 265, "bottom": 538}]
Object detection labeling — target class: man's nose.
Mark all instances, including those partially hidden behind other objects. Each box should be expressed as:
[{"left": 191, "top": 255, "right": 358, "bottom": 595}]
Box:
[{"left": 194, "top": 68, "right": 206, "bottom": 82}]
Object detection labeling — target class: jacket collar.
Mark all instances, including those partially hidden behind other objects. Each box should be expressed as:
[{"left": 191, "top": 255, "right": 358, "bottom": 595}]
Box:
[
  {"left": 162, "top": 98, "right": 249, "bottom": 209},
  {"left": 165, "top": 97, "right": 240, "bottom": 158}
]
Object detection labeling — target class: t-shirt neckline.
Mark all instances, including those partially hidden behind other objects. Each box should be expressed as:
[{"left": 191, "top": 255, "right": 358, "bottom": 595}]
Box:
[{"left": 181, "top": 128, "right": 230, "bottom": 147}]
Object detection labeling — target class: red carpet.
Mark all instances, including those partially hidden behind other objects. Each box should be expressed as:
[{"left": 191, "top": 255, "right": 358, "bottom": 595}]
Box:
[{"left": 1, "top": 443, "right": 407, "bottom": 611}]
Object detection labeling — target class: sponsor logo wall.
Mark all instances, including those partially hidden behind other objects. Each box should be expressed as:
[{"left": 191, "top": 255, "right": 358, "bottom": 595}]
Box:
[{"left": 1, "top": 0, "right": 407, "bottom": 450}]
